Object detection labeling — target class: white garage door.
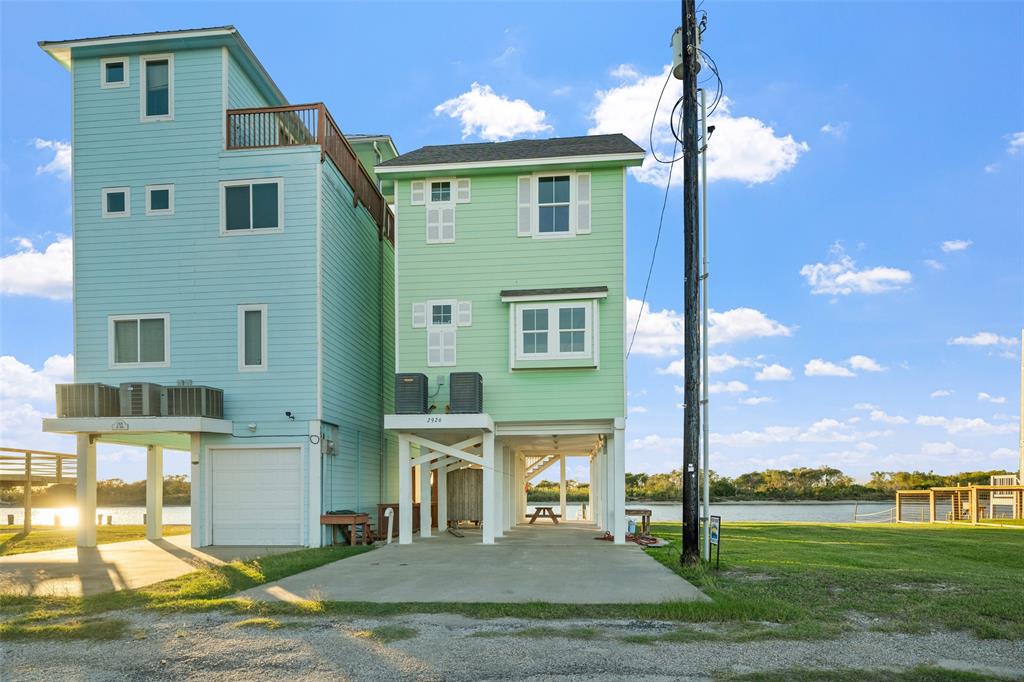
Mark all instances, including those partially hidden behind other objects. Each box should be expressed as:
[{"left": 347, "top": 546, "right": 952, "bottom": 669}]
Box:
[{"left": 211, "top": 447, "right": 302, "bottom": 545}]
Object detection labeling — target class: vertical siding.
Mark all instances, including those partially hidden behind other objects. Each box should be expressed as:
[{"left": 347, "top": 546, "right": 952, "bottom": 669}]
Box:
[
  {"left": 319, "top": 159, "right": 395, "bottom": 514},
  {"left": 395, "top": 168, "right": 626, "bottom": 422}
]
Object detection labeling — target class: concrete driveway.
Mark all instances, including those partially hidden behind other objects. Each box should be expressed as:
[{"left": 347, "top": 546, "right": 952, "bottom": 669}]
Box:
[
  {"left": 0, "top": 534, "right": 299, "bottom": 597},
  {"left": 241, "top": 523, "right": 707, "bottom": 604}
]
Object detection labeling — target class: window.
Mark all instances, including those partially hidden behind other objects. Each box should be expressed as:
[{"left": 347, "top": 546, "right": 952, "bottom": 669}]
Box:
[
  {"left": 101, "top": 187, "right": 130, "bottom": 218},
  {"left": 108, "top": 314, "right": 169, "bottom": 368},
  {"left": 426, "top": 299, "right": 458, "bottom": 366},
  {"left": 430, "top": 181, "right": 451, "bottom": 203},
  {"left": 537, "top": 175, "right": 571, "bottom": 234},
  {"left": 100, "top": 57, "right": 128, "bottom": 88},
  {"left": 145, "top": 184, "right": 174, "bottom": 216},
  {"left": 220, "top": 179, "right": 283, "bottom": 234},
  {"left": 514, "top": 302, "right": 593, "bottom": 362},
  {"left": 140, "top": 54, "right": 173, "bottom": 121},
  {"left": 238, "top": 305, "right": 268, "bottom": 371},
  {"left": 431, "top": 302, "right": 453, "bottom": 326}
]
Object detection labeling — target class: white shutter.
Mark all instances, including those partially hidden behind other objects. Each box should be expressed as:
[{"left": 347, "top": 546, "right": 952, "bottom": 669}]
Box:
[
  {"left": 576, "top": 172, "right": 591, "bottom": 234},
  {"left": 455, "top": 178, "right": 471, "bottom": 203},
  {"left": 426, "top": 207, "right": 441, "bottom": 242},
  {"left": 410, "top": 181, "right": 426, "bottom": 205},
  {"left": 411, "top": 303, "right": 426, "bottom": 328},
  {"left": 456, "top": 300, "right": 472, "bottom": 327},
  {"left": 441, "top": 329, "right": 456, "bottom": 365},
  {"left": 441, "top": 206, "right": 455, "bottom": 242},
  {"left": 517, "top": 176, "right": 533, "bottom": 237},
  {"left": 427, "top": 330, "right": 442, "bottom": 366}
]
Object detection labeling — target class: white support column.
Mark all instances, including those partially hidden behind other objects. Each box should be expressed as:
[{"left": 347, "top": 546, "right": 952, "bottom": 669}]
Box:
[
  {"left": 505, "top": 448, "right": 514, "bottom": 531},
  {"left": 482, "top": 430, "right": 496, "bottom": 544},
  {"left": 559, "top": 454, "right": 567, "bottom": 522},
  {"left": 418, "top": 461, "right": 432, "bottom": 538},
  {"left": 398, "top": 435, "right": 412, "bottom": 544},
  {"left": 493, "top": 442, "right": 504, "bottom": 538},
  {"left": 76, "top": 434, "right": 97, "bottom": 548},
  {"left": 593, "top": 446, "right": 604, "bottom": 530},
  {"left": 189, "top": 433, "right": 202, "bottom": 548},
  {"left": 437, "top": 463, "right": 447, "bottom": 531},
  {"left": 587, "top": 454, "right": 594, "bottom": 521},
  {"left": 308, "top": 420, "right": 323, "bottom": 547},
  {"left": 145, "top": 445, "right": 163, "bottom": 541},
  {"left": 612, "top": 422, "right": 627, "bottom": 544}
]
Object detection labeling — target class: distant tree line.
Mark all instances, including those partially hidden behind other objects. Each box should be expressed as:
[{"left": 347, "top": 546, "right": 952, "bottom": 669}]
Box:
[{"left": 3, "top": 476, "right": 192, "bottom": 507}]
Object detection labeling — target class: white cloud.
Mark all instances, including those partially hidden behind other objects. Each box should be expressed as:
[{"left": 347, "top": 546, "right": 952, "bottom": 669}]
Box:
[
  {"left": 930, "top": 389, "right": 953, "bottom": 398},
  {"left": 915, "top": 415, "right": 1017, "bottom": 435},
  {"left": 32, "top": 138, "right": 71, "bottom": 180},
  {"left": 755, "top": 363, "right": 792, "bottom": 381},
  {"left": 628, "top": 405, "right": 648, "bottom": 414},
  {"left": 923, "top": 259, "right": 946, "bottom": 271},
  {"left": 948, "top": 332, "right": 1017, "bottom": 347},
  {"left": 588, "top": 65, "right": 808, "bottom": 187},
  {"left": 712, "top": 425, "right": 802, "bottom": 447},
  {"left": 740, "top": 396, "right": 773, "bottom": 405},
  {"left": 627, "top": 299, "right": 793, "bottom": 356},
  {"left": 804, "top": 359, "right": 855, "bottom": 377},
  {"left": 848, "top": 355, "right": 885, "bottom": 372},
  {"left": 0, "top": 354, "right": 73, "bottom": 401},
  {"left": 977, "top": 392, "right": 1006, "bottom": 404},
  {"left": 820, "top": 122, "right": 848, "bottom": 138},
  {"left": 1007, "top": 131, "right": 1024, "bottom": 154},
  {"left": 940, "top": 240, "right": 972, "bottom": 253},
  {"left": 868, "top": 409, "right": 908, "bottom": 425},
  {"left": 0, "top": 236, "right": 73, "bottom": 300},
  {"left": 434, "top": 83, "right": 552, "bottom": 142},
  {"left": 800, "top": 243, "right": 911, "bottom": 296},
  {"left": 709, "top": 380, "right": 748, "bottom": 394},
  {"left": 984, "top": 163, "right": 1000, "bottom": 174},
  {"left": 659, "top": 353, "right": 756, "bottom": 377},
  {"left": 0, "top": 354, "right": 76, "bottom": 454}
]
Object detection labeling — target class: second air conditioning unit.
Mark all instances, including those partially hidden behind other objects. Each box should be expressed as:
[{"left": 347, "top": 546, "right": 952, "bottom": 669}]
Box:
[
  {"left": 449, "top": 372, "right": 483, "bottom": 414},
  {"left": 161, "top": 385, "right": 224, "bottom": 419},
  {"left": 55, "top": 383, "right": 120, "bottom": 418},
  {"left": 119, "top": 382, "right": 163, "bottom": 417}
]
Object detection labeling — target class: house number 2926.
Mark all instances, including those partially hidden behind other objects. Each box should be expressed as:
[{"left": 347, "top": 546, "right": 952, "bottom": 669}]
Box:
[{"left": 426, "top": 416, "right": 442, "bottom": 423}]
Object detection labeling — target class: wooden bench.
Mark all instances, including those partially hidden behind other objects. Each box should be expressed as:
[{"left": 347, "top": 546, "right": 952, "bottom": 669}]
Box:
[
  {"left": 626, "top": 508, "right": 653, "bottom": 535},
  {"left": 321, "top": 513, "right": 373, "bottom": 546}
]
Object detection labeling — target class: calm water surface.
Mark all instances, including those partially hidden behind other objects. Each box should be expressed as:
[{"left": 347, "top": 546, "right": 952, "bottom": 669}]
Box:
[{"left": 1, "top": 500, "right": 896, "bottom": 527}]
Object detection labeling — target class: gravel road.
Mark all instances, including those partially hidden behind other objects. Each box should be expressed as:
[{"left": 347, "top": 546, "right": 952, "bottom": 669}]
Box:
[{"left": 4, "top": 612, "right": 1023, "bottom": 681}]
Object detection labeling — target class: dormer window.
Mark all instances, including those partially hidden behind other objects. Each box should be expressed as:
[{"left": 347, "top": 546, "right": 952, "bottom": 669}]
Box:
[
  {"left": 100, "top": 57, "right": 128, "bottom": 89},
  {"left": 141, "top": 54, "right": 173, "bottom": 121}
]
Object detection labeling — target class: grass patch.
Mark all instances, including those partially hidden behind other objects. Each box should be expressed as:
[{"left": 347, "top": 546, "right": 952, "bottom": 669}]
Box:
[
  {"left": 645, "top": 522, "right": 1024, "bottom": 640},
  {"left": 717, "top": 665, "right": 1011, "bottom": 681},
  {"left": 233, "top": 616, "right": 281, "bottom": 630},
  {"left": 355, "top": 625, "right": 417, "bottom": 643},
  {"left": 473, "top": 625, "right": 602, "bottom": 640},
  {"left": 0, "top": 617, "right": 128, "bottom": 641},
  {"left": 0, "top": 525, "right": 191, "bottom": 556}
]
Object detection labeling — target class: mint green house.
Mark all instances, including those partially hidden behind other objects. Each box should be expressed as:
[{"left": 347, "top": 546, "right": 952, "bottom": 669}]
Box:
[
  {"left": 377, "top": 136, "right": 644, "bottom": 544},
  {"left": 39, "top": 27, "right": 396, "bottom": 549}
]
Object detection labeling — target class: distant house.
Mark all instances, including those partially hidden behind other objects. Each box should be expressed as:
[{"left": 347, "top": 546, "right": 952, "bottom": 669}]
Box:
[
  {"left": 377, "top": 135, "right": 645, "bottom": 544},
  {"left": 39, "top": 27, "right": 395, "bottom": 548}
]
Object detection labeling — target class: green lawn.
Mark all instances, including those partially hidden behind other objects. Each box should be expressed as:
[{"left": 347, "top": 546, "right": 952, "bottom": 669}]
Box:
[
  {"left": 2, "top": 522, "right": 1021, "bottom": 643},
  {"left": 0, "top": 525, "right": 191, "bottom": 556}
]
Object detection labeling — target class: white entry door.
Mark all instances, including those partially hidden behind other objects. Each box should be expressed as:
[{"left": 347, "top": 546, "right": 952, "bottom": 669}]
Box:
[{"left": 210, "top": 447, "right": 302, "bottom": 545}]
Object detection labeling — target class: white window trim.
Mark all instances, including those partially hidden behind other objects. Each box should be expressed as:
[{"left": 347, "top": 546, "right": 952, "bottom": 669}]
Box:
[
  {"left": 427, "top": 299, "right": 457, "bottom": 328},
  {"left": 219, "top": 178, "right": 284, "bottom": 235},
  {"left": 237, "top": 304, "right": 268, "bottom": 372},
  {"left": 145, "top": 183, "right": 175, "bottom": 216},
  {"left": 100, "top": 56, "right": 129, "bottom": 89},
  {"left": 512, "top": 300, "right": 595, "bottom": 364},
  {"left": 427, "top": 177, "right": 455, "bottom": 204},
  {"left": 101, "top": 187, "right": 131, "bottom": 218},
  {"left": 140, "top": 53, "right": 174, "bottom": 122},
  {"left": 107, "top": 314, "right": 171, "bottom": 369},
  {"left": 533, "top": 172, "right": 576, "bottom": 239}
]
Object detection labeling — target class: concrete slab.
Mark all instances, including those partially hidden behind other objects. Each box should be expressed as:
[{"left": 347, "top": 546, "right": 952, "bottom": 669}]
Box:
[
  {"left": 240, "top": 523, "right": 707, "bottom": 604},
  {"left": 0, "top": 534, "right": 300, "bottom": 597}
]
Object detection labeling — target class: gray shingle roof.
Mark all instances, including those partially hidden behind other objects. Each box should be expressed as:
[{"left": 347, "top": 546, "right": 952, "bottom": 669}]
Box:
[{"left": 378, "top": 134, "right": 643, "bottom": 168}]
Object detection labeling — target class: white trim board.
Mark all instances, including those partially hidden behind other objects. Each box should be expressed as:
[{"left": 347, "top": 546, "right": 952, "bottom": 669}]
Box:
[{"left": 375, "top": 152, "right": 645, "bottom": 175}]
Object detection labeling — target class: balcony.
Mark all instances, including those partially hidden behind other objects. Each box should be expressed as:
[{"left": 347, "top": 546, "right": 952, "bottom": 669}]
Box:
[{"left": 226, "top": 103, "right": 394, "bottom": 243}]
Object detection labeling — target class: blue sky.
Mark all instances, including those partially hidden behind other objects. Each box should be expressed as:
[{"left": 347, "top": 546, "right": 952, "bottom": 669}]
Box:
[{"left": 1, "top": 1, "right": 1021, "bottom": 483}]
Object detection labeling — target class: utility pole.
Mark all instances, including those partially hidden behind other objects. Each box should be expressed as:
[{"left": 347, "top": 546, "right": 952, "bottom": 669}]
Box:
[{"left": 678, "top": 0, "right": 701, "bottom": 564}]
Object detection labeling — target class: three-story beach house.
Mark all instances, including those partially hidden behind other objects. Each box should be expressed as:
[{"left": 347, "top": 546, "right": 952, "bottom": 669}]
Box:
[
  {"left": 377, "top": 136, "right": 645, "bottom": 544},
  {"left": 38, "top": 27, "right": 396, "bottom": 549}
]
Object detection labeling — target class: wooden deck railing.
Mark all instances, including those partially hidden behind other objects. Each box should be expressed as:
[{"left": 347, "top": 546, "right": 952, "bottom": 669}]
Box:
[
  {"left": 226, "top": 103, "right": 395, "bottom": 244},
  {"left": 0, "top": 447, "right": 76, "bottom": 485}
]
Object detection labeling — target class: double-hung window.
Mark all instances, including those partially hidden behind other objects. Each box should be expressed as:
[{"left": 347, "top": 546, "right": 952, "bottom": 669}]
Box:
[
  {"left": 537, "top": 176, "right": 571, "bottom": 234},
  {"left": 100, "top": 57, "right": 128, "bottom": 88},
  {"left": 238, "top": 304, "right": 268, "bottom": 371},
  {"left": 517, "top": 172, "right": 591, "bottom": 238},
  {"left": 426, "top": 300, "right": 457, "bottom": 366},
  {"left": 425, "top": 180, "right": 455, "bottom": 243},
  {"left": 220, "top": 179, "right": 283, "bottom": 234},
  {"left": 140, "top": 54, "right": 173, "bottom": 121},
  {"left": 109, "top": 314, "right": 169, "bottom": 368}
]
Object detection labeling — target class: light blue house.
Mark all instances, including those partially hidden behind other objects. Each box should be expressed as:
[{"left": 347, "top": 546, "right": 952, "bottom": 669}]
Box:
[{"left": 39, "top": 27, "right": 396, "bottom": 548}]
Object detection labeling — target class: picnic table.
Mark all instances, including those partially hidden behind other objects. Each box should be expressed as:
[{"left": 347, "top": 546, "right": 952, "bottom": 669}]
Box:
[
  {"left": 321, "top": 512, "right": 372, "bottom": 546},
  {"left": 527, "top": 506, "right": 560, "bottom": 524},
  {"left": 625, "top": 508, "right": 653, "bottom": 535}
]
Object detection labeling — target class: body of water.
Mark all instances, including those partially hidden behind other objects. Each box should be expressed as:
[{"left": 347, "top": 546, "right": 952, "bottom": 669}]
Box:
[{"left": 1, "top": 500, "right": 896, "bottom": 527}]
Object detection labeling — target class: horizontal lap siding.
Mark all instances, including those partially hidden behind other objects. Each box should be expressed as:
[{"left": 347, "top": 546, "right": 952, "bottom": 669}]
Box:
[
  {"left": 72, "top": 47, "right": 318, "bottom": 425},
  {"left": 320, "top": 160, "right": 394, "bottom": 514},
  {"left": 227, "top": 54, "right": 269, "bottom": 109},
  {"left": 395, "top": 169, "right": 625, "bottom": 422}
]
